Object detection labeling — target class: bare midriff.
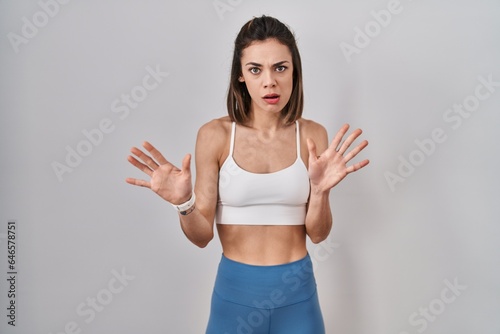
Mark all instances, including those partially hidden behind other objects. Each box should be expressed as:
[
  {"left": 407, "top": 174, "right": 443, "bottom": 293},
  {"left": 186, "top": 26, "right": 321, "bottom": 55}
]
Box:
[{"left": 216, "top": 224, "right": 308, "bottom": 265}]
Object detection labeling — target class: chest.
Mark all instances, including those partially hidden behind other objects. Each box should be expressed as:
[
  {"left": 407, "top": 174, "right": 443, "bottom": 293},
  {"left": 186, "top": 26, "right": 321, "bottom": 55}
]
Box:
[{"left": 232, "top": 126, "right": 299, "bottom": 174}]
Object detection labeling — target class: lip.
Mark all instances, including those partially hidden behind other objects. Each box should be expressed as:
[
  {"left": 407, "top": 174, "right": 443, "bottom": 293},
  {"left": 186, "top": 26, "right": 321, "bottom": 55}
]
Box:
[{"left": 262, "top": 93, "right": 280, "bottom": 105}]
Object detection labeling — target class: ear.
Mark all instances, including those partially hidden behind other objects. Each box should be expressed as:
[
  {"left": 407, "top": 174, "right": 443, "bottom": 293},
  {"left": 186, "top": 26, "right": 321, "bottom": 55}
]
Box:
[{"left": 238, "top": 76, "right": 245, "bottom": 82}]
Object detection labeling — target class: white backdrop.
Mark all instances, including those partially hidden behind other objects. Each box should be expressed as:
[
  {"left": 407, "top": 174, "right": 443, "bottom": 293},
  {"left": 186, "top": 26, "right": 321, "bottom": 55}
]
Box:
[{"left": 1, "top": 1, "right": 499, "bottom": 333}]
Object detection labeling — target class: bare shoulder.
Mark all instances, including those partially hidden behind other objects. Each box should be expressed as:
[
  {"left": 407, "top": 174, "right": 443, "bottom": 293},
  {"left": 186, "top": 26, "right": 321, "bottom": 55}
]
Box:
[
  {"left": 196, "top": 116, "right": 232, "bottom": 162},
  {"left": 198, "top": 116, "right": 231, "bottom": 139},
  {"left": 299, "top": 118, "right": 328, "bottom": 143}
]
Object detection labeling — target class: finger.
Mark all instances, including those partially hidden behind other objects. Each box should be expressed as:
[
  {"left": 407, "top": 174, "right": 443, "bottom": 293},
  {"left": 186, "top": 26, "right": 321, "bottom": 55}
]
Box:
[
  {"left": 346, "top": 159, "right": 370, "bottom": 173},
  {"left": 143, "top": 141, "right": 169, "bottom": 165},
  {"left": 181, "top": 153, "right": 192, "bottom": 175},
  {"left": 343, "top": 139, "right": 369, "bottom": 162},
  {"left": 337, "top": 128, "right": 363, "bottom": 156},
  {"left": 125, "top": 177, "right": 152, "bottom": 188},
  {"left": 127, "top": 155, "right": 154, "bottom": 176},
  {"left": 130, "top": 146, "right": 160, "bottom": 170},
  {"left": 306, "top": 138, "right": 318, "bottom": 165},
  {"left": 330, "top": 124, "right": 350, "bottom": 152}
]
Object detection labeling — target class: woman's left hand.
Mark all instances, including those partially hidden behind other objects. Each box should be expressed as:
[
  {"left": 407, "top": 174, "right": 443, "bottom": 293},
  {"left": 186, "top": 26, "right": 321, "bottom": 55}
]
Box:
[{"left": 307, "top": 124, "right": 369, "bottom": 193}]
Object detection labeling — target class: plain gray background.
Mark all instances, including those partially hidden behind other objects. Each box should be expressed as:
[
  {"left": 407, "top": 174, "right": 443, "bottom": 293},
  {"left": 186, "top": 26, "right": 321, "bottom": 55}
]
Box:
[{"left": 1, "top": 0, "right": 499, "bottom": 333}]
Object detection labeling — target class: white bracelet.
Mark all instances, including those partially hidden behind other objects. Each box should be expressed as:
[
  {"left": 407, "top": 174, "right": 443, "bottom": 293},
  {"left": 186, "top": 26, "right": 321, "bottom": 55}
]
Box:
[{"left": 172, "top": 193, "right": 196, "bottom": 215}]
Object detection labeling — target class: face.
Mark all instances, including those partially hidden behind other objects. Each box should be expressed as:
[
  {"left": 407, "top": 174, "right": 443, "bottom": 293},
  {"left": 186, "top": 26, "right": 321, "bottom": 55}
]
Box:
[{"left": 239, "top": 38, "right": 294, "bottom": 117}]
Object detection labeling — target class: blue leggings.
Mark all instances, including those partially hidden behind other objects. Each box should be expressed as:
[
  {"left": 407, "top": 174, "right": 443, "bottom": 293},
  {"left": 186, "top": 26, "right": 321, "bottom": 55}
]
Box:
[{"left": 206, "top": 253, "right": 325, "bottom": 334}]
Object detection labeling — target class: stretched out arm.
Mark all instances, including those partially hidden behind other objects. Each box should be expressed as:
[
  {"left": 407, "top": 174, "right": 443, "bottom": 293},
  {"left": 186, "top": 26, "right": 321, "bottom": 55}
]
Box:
[
  {"left": 305, "top": 123, "right": 369, "bottom": 243},
  {"left": 126, "top": 121, "right": 223, "bottom": 248}
]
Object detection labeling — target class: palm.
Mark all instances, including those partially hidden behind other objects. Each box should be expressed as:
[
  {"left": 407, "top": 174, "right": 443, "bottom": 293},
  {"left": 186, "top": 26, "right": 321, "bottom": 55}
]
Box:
[
  {"left": 308, "top": 124, "right": 369, "bottom": 192},
  {"left": 126, "top": 141, "right": 192, "bottom": 204},
  {"left": 309, "top": 150, "right": 348, "bottom": 190},
  {"left": 150, "top": 163, "right": 191, "bottom": 201}
]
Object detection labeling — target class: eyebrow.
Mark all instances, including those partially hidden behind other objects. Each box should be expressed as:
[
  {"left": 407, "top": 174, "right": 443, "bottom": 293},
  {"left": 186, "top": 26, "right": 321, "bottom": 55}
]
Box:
[{"left": 244, "top": 60, "right": 290, "bottom": 67}]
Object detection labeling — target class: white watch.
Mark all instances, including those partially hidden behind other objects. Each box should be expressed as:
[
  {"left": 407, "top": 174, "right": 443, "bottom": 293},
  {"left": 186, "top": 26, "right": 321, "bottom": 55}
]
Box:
[{"left": 172, "top": 194, "right": 196, "bottom": 215}]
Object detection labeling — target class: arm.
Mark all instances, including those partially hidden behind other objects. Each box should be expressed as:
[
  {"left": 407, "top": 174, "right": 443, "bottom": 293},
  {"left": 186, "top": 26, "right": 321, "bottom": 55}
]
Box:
[
  {"left": 126, "top": 121, "right": 224, "bottom": 248},
  {"left": 305, "top": 123, "right": 369, "bottom": 244},
  {"left": 177, "top": 122, "right": 223, "bottom": 247},
  {"left": 304, "top": 123, "right": 332, "bottom": 243}
]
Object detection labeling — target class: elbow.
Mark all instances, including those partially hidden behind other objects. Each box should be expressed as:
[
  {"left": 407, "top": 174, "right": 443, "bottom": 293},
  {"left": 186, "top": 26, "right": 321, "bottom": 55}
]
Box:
[
  {"left": 192, "top": 232, "right": 214, "bottom": 248},
  {"left": 306, "top": 215, "right": 333, "bottom": 244},
  {"left": 309, "top": 234, "right": 328, "bottom": 244},
  {"left": 194, "top": 240, "right": 211, "bottom": 248},
  {"left": 307, "top": 222, "right": 332, "bottom": 244}
]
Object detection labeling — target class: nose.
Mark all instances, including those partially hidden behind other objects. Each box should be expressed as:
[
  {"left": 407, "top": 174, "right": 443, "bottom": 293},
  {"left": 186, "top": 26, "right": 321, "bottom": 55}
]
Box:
[{"left": 262, "top": 70, "right": 277, "bottom": 88}]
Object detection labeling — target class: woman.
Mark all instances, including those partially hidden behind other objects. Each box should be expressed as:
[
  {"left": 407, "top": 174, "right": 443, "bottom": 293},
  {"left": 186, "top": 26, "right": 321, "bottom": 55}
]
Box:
[{"left": 126, "top": 15, "right": 369, "bottom": 334}]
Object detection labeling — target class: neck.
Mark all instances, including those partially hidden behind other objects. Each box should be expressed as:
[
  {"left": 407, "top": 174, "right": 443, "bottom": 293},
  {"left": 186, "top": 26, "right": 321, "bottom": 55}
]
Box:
[{"left": 247, "top": 109, "right": 285, "bottom": 131}]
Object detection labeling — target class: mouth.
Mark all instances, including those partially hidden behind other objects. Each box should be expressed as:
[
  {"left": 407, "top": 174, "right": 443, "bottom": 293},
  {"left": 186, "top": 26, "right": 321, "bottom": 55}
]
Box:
[{"left": 262, "top": 94, "right": 280, "bottom": 104}]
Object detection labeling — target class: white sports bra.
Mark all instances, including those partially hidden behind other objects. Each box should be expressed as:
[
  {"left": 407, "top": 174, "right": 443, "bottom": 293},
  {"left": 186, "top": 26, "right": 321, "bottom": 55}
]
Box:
[{"left": 216, "top": 121, "right": 310, "bottom": 225}]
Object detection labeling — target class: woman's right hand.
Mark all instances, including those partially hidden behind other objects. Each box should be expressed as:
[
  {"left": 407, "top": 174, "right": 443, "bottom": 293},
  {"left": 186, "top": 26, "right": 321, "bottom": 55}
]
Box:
[{"left": 126, "top": 141, "right": 193, "bottom": 205}]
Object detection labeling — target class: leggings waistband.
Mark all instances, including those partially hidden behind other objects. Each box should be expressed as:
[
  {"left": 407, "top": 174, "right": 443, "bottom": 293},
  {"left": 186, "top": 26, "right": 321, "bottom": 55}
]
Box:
[{"left": 213, "top": 253, "right": 317, "bottom": 309}]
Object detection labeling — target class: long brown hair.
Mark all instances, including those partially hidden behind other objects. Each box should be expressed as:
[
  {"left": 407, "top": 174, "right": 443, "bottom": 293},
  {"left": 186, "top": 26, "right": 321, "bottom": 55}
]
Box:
[{"left": 227, "top": 16, "right": 304, "bottom": 125}]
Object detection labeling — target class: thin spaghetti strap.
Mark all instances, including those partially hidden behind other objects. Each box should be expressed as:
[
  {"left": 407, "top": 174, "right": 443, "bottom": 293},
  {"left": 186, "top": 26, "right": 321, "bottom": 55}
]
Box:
[
  {"left": 229, "top": 122, "right": 236, "bottom": 156},
  {"left": 295, "top": 120, "right": 301, "bottom": 158}
]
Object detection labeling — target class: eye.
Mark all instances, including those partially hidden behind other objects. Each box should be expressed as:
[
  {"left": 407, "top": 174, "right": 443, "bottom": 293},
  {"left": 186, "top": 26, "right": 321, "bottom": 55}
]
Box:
[
  {"left": 276, "top": 66, "right": 287, "bottom": 72},
  {"left": 249, "top": 67, "right": 261, "bottom": 74}
]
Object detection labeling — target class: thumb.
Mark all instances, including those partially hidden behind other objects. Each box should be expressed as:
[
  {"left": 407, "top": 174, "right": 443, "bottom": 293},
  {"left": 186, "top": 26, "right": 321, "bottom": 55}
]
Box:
[
  {"left": 307, "top": 138, "right": 317, "bottom": 164},
  {"left": 181, "top": 153, "right": 192, "bottom": 175}
]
